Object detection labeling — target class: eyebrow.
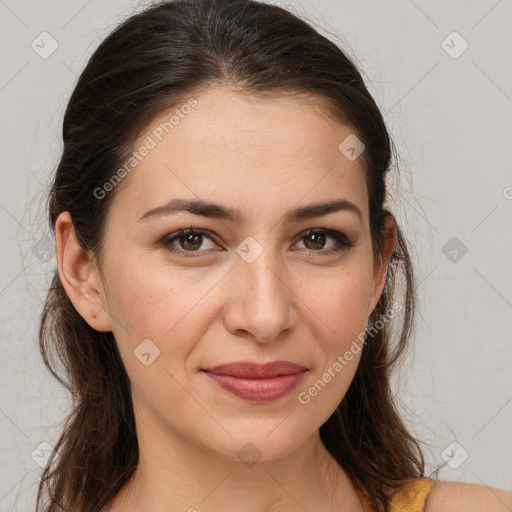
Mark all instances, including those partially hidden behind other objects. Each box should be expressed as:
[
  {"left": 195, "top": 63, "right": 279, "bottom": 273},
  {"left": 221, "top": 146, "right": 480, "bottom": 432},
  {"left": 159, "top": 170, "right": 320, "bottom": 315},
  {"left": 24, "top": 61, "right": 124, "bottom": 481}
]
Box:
[{"left": 137, "top": 198, "right": 363, "bottom": 224}]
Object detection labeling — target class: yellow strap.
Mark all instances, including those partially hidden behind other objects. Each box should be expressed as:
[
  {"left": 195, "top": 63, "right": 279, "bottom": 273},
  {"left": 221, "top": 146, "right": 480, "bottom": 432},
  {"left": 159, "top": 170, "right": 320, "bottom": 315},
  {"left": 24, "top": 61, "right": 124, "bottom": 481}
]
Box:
[
  {"left": 352, "top": 476, "right": 435, "bottom": 512},
  {"left": 389, "top": 477, "right": 436, "bottom": 512}
]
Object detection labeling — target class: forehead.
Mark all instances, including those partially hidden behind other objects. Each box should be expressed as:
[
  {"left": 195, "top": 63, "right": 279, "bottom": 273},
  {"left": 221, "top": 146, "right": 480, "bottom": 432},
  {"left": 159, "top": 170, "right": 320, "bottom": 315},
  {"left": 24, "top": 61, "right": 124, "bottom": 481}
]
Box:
[{"left": 109, "top": 86, "right": 368, "bottom": 224}]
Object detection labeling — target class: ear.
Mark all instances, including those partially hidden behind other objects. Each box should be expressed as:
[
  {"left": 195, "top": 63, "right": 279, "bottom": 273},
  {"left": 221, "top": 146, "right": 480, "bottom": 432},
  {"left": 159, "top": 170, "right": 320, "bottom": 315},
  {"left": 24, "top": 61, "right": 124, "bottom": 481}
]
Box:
[
  {"left": 367, "top": 214, "right": 397, "bottom": 315},
  {"left": 55, "top": 211, "right": 112, "bottom": 332}
]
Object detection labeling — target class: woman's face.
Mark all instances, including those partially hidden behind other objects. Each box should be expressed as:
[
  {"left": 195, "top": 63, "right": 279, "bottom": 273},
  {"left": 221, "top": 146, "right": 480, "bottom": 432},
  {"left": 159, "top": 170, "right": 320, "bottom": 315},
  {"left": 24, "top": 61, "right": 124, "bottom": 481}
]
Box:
[{"left": 90, "top": 86, "right": 392, "bottom": 462}]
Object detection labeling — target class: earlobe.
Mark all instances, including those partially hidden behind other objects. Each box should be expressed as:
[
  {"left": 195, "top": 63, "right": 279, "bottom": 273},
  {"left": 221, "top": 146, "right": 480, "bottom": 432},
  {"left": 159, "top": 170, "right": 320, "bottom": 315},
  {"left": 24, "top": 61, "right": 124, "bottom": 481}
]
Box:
[{"left": 55, "top": 211, "right": 112, "bottom": 332}]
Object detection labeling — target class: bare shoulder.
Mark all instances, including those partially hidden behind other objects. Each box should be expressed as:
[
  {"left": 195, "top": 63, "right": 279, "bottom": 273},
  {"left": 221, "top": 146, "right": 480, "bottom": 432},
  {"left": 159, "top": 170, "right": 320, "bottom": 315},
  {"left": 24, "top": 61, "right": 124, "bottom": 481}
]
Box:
[{"left": 425, "top": 479, "right": 512, "bottom": 512}]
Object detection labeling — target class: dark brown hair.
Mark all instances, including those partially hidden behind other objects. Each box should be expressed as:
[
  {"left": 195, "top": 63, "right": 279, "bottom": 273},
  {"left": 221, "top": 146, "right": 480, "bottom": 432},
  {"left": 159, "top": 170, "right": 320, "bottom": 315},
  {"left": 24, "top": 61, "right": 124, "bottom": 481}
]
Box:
[{"left": 37, "top": 0, "right": 428, "bottom": 510}]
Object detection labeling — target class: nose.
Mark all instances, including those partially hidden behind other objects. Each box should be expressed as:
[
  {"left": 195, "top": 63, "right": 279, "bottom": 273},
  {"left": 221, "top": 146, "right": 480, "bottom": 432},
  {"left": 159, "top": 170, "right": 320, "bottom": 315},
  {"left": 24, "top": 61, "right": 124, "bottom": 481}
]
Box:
[{"left": 222, "top": 246, "right": 297, "bottom": 344}]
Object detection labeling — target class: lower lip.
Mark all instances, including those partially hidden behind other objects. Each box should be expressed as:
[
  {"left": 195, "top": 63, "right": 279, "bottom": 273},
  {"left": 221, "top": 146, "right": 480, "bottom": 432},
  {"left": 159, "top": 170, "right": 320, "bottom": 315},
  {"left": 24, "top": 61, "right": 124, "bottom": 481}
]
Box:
[{"left": 203, "top": 370, "right": 307, "bottom": 402}]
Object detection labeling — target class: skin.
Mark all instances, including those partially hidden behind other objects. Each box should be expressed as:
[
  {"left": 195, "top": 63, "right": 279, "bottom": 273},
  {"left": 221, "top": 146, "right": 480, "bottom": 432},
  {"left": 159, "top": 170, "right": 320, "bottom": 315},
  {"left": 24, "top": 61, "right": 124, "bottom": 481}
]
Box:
[{"left": 56, "top": 85, "right": 398, "bottom": 511}]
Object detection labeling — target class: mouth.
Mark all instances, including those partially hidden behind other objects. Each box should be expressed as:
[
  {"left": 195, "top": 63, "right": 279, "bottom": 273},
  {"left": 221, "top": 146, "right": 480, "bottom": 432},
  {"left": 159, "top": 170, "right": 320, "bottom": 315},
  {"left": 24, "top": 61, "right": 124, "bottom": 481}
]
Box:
[{"left": 201, "top": 361, "right": 308, "bottom": 402}]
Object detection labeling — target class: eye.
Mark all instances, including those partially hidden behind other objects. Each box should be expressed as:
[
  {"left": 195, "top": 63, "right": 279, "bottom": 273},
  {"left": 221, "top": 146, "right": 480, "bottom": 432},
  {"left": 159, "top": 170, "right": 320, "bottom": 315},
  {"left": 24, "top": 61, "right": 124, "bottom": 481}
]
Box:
[
  {"left": 161, "top": 227, "right": 354, "bottom": 258},
  {"left": 294, "top": 228, "right": 354, "bottom": 256},
  {"left": 161, "top": 228, "right": 219, "bottom": 258}
]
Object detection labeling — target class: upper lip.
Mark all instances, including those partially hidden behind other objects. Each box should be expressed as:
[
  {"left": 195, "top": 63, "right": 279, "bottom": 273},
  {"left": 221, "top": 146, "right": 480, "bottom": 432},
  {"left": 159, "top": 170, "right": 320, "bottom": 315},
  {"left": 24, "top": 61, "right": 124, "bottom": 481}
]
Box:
[{"left": 202, "top": 361, "right": 307, "bottom": 379}]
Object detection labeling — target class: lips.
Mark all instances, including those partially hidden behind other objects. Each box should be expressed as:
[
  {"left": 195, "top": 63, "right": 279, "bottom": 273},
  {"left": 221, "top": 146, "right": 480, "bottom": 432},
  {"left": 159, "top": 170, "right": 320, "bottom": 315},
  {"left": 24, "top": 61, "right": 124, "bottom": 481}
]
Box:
[
  {"left": 203, "top": 361, "right": 306, "bottom": 378},
  {"left": 202, "top": 361, "right": 307, "bottom": 402}
]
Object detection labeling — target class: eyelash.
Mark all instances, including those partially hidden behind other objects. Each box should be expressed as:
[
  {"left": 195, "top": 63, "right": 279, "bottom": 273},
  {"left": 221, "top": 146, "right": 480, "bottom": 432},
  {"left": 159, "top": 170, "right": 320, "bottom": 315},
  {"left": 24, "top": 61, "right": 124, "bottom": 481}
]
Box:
[{"left": 160, "top": 227, "right": 355, "bottom": 258}]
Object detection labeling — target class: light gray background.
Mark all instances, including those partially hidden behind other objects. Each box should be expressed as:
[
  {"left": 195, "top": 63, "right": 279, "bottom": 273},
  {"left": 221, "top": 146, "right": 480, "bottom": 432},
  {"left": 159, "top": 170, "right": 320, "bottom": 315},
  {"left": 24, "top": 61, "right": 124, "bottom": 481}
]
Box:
[{"left": 0, "top": 0, "right": 511, "bottom": 510}]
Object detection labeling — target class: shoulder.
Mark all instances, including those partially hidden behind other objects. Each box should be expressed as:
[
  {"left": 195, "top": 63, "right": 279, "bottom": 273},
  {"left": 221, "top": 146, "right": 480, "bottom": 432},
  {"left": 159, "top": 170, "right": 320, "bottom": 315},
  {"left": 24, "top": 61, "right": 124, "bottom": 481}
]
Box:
[{"left": 424, "top": 479, "right": 512, "bottom": 512}]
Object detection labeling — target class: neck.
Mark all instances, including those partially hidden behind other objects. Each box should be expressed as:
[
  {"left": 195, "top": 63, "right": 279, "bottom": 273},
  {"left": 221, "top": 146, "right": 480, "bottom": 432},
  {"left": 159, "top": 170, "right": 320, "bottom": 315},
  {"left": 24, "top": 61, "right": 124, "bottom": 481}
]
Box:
[{"left": 108, "top": 428, "right": 363, "bottom": 512}]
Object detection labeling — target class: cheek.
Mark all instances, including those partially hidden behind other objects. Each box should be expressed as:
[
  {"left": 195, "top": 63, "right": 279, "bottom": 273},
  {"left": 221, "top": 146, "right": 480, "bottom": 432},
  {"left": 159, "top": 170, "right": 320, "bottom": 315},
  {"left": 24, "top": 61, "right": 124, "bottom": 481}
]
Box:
[
  {"left": 104, "top": 255, "right": 193, "bottom": 336},
  {"left": 294, "top": 272, "right": 371, "bottom": 418},
  {"left": 301, "top": 263, "right": 374, "bottom": 341},
  {"left": 103, "top": 256, "right": 225, "bottom": 371},
  {"left": 104, "top": 262, "right": 208, "bottom": 413}
]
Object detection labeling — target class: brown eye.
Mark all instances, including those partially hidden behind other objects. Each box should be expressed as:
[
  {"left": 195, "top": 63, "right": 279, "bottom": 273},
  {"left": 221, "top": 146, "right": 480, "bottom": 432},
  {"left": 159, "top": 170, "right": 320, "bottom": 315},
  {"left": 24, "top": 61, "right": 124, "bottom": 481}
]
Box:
[
  {"left": 303, "top": 232, "right": 328, "bottom": 250},
  {"left": 178, "top": 232, "right": 203, "bottom": 251},
  {"left": 295, "top": 228, "right": 354, "bottom": 255},
  {"left": 161, "top": 228, "right": 218, "bottom": 257}
]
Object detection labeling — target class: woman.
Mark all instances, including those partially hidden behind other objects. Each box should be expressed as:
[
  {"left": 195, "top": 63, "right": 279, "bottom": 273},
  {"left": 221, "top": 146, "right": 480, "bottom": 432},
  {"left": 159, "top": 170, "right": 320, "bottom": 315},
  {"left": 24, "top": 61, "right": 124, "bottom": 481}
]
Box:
[{"left": 37, "top": 0, "right": 512, "bottom": 510}]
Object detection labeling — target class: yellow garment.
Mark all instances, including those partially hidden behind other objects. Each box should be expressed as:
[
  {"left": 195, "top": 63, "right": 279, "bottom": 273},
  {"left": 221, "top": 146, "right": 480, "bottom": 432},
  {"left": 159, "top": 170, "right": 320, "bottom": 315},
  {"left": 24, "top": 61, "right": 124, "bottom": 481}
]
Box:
[{"left": 352, "top": 476, "right": 436, "bottom": 511}]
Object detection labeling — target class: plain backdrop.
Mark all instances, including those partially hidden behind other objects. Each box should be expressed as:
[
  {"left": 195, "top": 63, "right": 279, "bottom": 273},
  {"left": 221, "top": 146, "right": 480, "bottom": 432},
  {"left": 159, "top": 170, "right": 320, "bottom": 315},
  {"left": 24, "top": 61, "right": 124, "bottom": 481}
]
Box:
[{"left": 0, "top": 0, "right": 511, "bottom": 509}]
